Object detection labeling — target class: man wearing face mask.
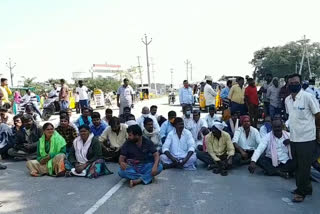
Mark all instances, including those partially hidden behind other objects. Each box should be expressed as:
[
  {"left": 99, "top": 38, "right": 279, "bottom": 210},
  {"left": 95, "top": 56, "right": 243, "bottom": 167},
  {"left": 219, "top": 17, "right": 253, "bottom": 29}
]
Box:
[
  {"left": 183, "top": 106, "right": 193, "bottom": 131},
  {"left": 259, "top": 116, "right": 272, "bottom": 139},
  {"left": 136, "top": 107, "right": 160, "bottom": 132},
  {"left": 267, "top": 78, "right": 282, "bottom": 119},
  {"left": 160, "top": 111, "right": 177, "bottom": 143},
  {"left": 285, "top": 73, "right": 320, "bottom": 203}
]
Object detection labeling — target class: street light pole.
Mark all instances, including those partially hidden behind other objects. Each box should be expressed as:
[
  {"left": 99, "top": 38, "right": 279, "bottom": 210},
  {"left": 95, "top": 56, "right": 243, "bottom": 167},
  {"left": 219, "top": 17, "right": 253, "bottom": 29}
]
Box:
[
  {"left": 150, "top": 57, "right": 157, "bottom": 94},
  {"left": 184, "top": 59, "right": 190, "bottom": 81},
  {"left": 141, "top": 34, "right": 152, "bottom": 88},
  {"left": 6, "top": 58, "right": 16, "bottom": 87}
]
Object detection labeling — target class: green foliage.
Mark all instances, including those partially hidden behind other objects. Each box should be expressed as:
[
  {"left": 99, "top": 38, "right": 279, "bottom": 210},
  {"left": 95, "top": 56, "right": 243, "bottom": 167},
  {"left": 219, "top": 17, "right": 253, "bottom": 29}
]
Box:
[
  {"left": 250, "top": 39, "right": 320, "bottom": 81},
  {"left": 85, "top": 77, "right": 121, "bottom": 93},
  {"left": 22, "top": 76, "right": 51, "bottom": 95}
]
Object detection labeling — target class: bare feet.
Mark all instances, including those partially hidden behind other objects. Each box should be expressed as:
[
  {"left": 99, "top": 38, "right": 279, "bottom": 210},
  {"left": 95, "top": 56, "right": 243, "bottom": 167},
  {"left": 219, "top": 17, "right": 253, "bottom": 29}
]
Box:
[{"left": 129, "top": 179, "right": 142, "bottom": 188}]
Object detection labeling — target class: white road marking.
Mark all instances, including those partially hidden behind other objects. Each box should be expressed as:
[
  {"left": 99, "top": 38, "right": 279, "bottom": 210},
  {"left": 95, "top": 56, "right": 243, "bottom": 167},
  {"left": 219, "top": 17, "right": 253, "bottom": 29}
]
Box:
[{"left": 84, "top": 179, "right": 126, "bottom": 214}]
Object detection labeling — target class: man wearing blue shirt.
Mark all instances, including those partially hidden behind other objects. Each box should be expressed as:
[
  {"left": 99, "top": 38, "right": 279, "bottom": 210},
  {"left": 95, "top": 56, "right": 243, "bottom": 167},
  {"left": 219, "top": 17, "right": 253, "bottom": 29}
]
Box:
[
  {"left": 179, "top": 80, "right": 194, "bottom": 113},
  {"left": 160, "top": 111, "right": 177, "bottom": 143},
  {"left": 90, "top": 112, "right": 108, "bottom": 136},
  {"left": 220, "top": 80, "right": 232, "bottom": 99}
]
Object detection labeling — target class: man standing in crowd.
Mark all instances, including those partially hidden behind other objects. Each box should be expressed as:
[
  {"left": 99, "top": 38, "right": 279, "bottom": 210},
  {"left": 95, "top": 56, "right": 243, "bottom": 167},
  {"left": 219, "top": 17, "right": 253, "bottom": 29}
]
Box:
[
  {"left": 220, "top": 80, "right": 233, "bottom": 99},
  {"left": 204, "top": 76, "right": 217, "bottom": 111},
  {"left": 285, "top": 73, "right": 320, "bottom": 203},
  {"left": 161, "top": 117, "right": 197, "bottom": 170},
  {"left": 59, "top": 79, "right": 69, "bottom": 111},
  {"left": 279, "top": 76, "right": 290, "bottom": 118},
  {"left": 117, "top": 78, "right": 134, "bottom": 115},
  {"left": 249, "top": 119, "right": 294, "bottom": 179},
  {"left": 245, "top": 78, "right": 259, "bottom": 128},
  {"left": 118, "top": 125, "right": 162, "bottom": 188},
  {"left": 179, "top": 80, "right": 194, "bottom": 113},
  {"left": 0, "top": 78, "right": 12, "bottom": 104},
  {"left": 267, "top": 78, "right": 281, "bottom": 119},
  {"left": 228, "top": 77, "right": 246, "bottom": 115},
  {"left": 76, "top": 80, "right": 90, "bottom": 110},
  {"left": 259, "top": 73, "right": 273, "bottom": 116}
]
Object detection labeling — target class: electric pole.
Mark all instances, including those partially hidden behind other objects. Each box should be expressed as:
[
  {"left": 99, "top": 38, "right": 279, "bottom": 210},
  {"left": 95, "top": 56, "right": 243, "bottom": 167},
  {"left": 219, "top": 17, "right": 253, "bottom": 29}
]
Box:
[
  {"left": 298, "top": 35, "right": 312, "bottom": 79},
  {"left": 141, "top": 34, "right": 152, "bottom": 88},
  {"left": 184, "top": 59, "right": 190, "bottom": 81},
  {"left": 6, "top": 58, "right": 16, "bottom": 86},
  {"left": 190, "top": 63, "right": 193, "bottom": 81},
  {"left": 170, "top": 68, "right": 174, "bottom": 88},
  {"left": 150, "top": 57, "right": 157, "bottom": 94},
  {"left": 137, "top": 56, "right": 143, "bottom": 87}
]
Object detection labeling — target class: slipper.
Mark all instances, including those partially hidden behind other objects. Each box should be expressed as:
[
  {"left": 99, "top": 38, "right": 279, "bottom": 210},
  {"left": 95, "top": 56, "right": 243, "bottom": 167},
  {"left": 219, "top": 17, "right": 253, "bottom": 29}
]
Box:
[
  {"left": 0, "top": 164, "right": 7, "bottom": 170},
  {"left": 292, "top": 194, "right": 305, "bottom": 203}
]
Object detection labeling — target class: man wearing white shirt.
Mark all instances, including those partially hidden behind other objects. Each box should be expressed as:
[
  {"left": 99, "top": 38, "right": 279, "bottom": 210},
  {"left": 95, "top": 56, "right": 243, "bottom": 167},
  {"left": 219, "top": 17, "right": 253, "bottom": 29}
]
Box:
[
  {"left": 232, "top": 115, "right": 261, "bottom": 164},
  {"left": 22, "top": 89, "right": 41, "bottom": 117},
  {"left": 189, "top": 110, "right": 208, "bottom": 149},
  {"left": 204, "top": 76, "right": 217, "bottom": 111},
  {"left": 76, "top": 80, "right": 89, "bottom": 110},
  {"left": 285, "top": 74, "right": 320, "bottom": 203},
  {"left": 205, "top": 106, "right": 221, "bottom": 129},
  {"left": 117, "top": 78, "right": 134, "bottom": 115},
  {"left": 249, "top": 119, "right": 295, "bottom": 178},
  {"left": 160, "top": 117, "right": 197, "bottom": 170},
  {"left": 136, "top": 106, "right": 160, "bottom": 132}
]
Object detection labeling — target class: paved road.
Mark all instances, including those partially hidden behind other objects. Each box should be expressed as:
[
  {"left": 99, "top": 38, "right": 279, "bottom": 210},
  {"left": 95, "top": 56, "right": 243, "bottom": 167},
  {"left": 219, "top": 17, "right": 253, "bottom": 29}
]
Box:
[{"left": 0, "top": 97, "right": 319, "bottom": 214}]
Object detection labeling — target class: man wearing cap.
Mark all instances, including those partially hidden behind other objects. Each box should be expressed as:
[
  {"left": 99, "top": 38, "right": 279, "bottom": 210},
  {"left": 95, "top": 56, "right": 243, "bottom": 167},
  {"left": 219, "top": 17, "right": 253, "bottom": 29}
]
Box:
[
  {"left": 197, "top": 121, "right": 238, "bottom": 176},
  {"left": 179, "top": 80, "right": 194, "bottom": 113},
  {"left": 204, "top": 76, "right": 217, "bottom": 111},
  {"left": 117, "top": 78, "right": 134, "bottom": 115}
]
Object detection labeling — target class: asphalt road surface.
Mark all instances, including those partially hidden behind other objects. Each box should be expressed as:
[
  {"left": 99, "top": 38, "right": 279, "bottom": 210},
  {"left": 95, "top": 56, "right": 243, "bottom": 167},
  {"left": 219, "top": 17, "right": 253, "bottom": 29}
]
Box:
[{"left": 0, "top": 97, "right": 319, "bottom": 214}]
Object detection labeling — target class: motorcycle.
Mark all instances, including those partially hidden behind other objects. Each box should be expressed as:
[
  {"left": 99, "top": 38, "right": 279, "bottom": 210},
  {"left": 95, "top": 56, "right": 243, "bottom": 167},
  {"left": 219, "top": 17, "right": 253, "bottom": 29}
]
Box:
[
  {"left": 42, "top": 91, "right": 60, "bottom": 121},
  {"left": 168, "top": 92, "right": 176, "bottom": 105}
]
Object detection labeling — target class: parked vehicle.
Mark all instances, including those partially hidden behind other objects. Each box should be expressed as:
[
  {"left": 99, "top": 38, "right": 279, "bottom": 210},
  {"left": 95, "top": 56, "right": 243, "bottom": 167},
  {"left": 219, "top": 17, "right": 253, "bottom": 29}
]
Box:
[
  {"left": 42, "top": 91, "right": 60, "bottom": 121},
  {"left": 168, "top": 92, "right": 176, "bottom": 105}
]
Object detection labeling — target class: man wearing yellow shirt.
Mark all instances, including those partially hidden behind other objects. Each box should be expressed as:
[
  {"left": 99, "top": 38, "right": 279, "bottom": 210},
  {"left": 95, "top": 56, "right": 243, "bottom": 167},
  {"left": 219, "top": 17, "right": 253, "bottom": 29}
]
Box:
[
  {"left": 0, "top": 78, "right": 12, "bottom": 105},
  {"left": 228, "top": 77, "right": 246, "bottom": 115}
]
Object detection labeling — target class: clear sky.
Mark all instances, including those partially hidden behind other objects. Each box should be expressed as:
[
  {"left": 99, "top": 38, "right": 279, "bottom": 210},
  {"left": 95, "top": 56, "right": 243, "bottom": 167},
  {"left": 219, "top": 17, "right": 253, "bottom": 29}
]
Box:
[{"left": 1, "top": 0, "right": 319, "bottom": 86}]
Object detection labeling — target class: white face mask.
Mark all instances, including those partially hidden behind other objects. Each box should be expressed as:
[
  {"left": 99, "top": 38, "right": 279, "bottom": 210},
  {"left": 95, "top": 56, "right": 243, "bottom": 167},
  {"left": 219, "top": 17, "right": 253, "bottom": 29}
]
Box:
[{"left": 142, "top": 114, "right": 149, "bottom": 118}]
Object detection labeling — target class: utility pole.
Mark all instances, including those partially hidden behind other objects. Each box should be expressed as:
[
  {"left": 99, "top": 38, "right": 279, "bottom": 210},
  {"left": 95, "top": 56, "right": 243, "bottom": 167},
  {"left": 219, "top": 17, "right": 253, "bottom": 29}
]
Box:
[
  {"left": 190, "top": 63, "right": 193, "bottom": 81},
  {"left": 141, "top": 34, "right": 152, "bottom": 88},
  {"left": 184, "top": 59, "right": 190, "bottom": 81},
  {"left": 170, "top": 68, "right": 174, "bottom": 88},
  {"left": 150, "top": 57, "right": 157, "bottom": 94},
  {"left": 298, "top": 35, "right": 312, "bottom": 79},
  {"left": 137, "top": 56, "right": 143, "bottom": 87},
  {"left": 6, "top": 58, "right": 16, "bottom": 87}
]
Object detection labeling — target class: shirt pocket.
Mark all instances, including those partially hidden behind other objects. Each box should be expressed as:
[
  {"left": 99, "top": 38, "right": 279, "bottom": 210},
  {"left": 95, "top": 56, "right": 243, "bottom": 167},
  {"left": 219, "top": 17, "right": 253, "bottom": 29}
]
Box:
[{"left": 296, "top": 105, "right": 308, "bottom": 120}]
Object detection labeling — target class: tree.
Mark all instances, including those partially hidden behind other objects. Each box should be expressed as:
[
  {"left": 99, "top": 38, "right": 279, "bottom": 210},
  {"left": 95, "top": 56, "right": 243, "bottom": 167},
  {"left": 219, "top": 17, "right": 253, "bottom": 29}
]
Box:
[{"left": 250, "top": 38, "right": 320, "bottom": 81}]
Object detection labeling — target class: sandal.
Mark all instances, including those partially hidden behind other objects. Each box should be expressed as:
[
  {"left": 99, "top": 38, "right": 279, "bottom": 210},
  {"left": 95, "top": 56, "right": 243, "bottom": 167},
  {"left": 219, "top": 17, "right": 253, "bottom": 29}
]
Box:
[
  {"left": 292, "top": 194, "right": 305, "bottom": 203},
  {"left": 0, "top": 164, "right": 7, "bottom": 170}
]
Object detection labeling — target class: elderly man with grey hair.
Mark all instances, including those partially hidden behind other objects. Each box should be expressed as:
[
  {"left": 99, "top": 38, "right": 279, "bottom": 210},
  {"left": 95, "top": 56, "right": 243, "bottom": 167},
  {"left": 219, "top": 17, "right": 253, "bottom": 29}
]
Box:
[{"left": 136, "top": 106, "right": 160, "bottom": 132}]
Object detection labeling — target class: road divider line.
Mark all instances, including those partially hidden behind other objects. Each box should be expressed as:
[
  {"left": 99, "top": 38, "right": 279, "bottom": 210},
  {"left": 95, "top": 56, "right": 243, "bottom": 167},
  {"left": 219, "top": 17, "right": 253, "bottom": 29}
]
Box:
[{"left": 84, "top": 179, "right": 126, "bottom": 214}]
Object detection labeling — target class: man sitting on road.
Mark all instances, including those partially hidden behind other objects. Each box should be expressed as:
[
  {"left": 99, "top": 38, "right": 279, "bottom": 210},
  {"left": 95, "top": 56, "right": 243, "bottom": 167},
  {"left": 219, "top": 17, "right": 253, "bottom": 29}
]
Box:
[
  {"left": 119, "top": 106, "right": 132, "bottom": 124},
  {"left": 25, "top": 104, "right": 41, "bottom": 124},
  {"left": 136, "top": 106, "right": 160, "bottom": 132},
  {"left": 197, "top": 121, "right": 238, "bottom": 176},
  {"left": 75, "top": 107, "right": 92, "bottom": 127},
  {"left": 189, "top": 110, "right": 208, "bottom": 150},
  {"left": 90, "top": 112, "right": 108, "bottom": 137},
  {"left": 225, "top": 111, "right": 240, "bottom": 138},
  {"left": 249, "top": 119, "right": 294, "bottom": 179},
  {"left": 118, "top": 124, "right": 163, "bottom": 188},
  {"left": 150, "top": 105, "right": 166, "bottom": 127},
  {"left": 232, "top": 115, "right": 261, "bottom": 165},
  {"left": 205, "top": 106, "right": 221, "bottom": 129},
  {"left": 160, "top": 117, "right": 197, "bottom": 170},
  {"left": 8, "top": 114, "right": 42, "bottom": 160},
  {"left": 56, "top": 114, "right": 78, "bottom": 153},
  {"left": 100, "top": 117, "right": 127, "bottom": 162},
  {"left": 102, "top": 108, "right": 113, "bottom": 126},
  {"left": 143, "top": 118, "right": 162, "bottom": 152},
  {"left": 0, "top": 106, "right": 14, "bottom": 127},
  {"left": 259, "top": 116, "right": 272, "bottom": 139},
  {"left": 125, "top": 114, "right": 137, "bottom": 127},
  {"left": 160, "top": 111, "right": 176, "bottom": 143},
  {"left": 0, "top": 121, "right": 14, "bottom": 160},
  {"left": 183, "top": 105, "right": 193, "bottom": 131}
]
